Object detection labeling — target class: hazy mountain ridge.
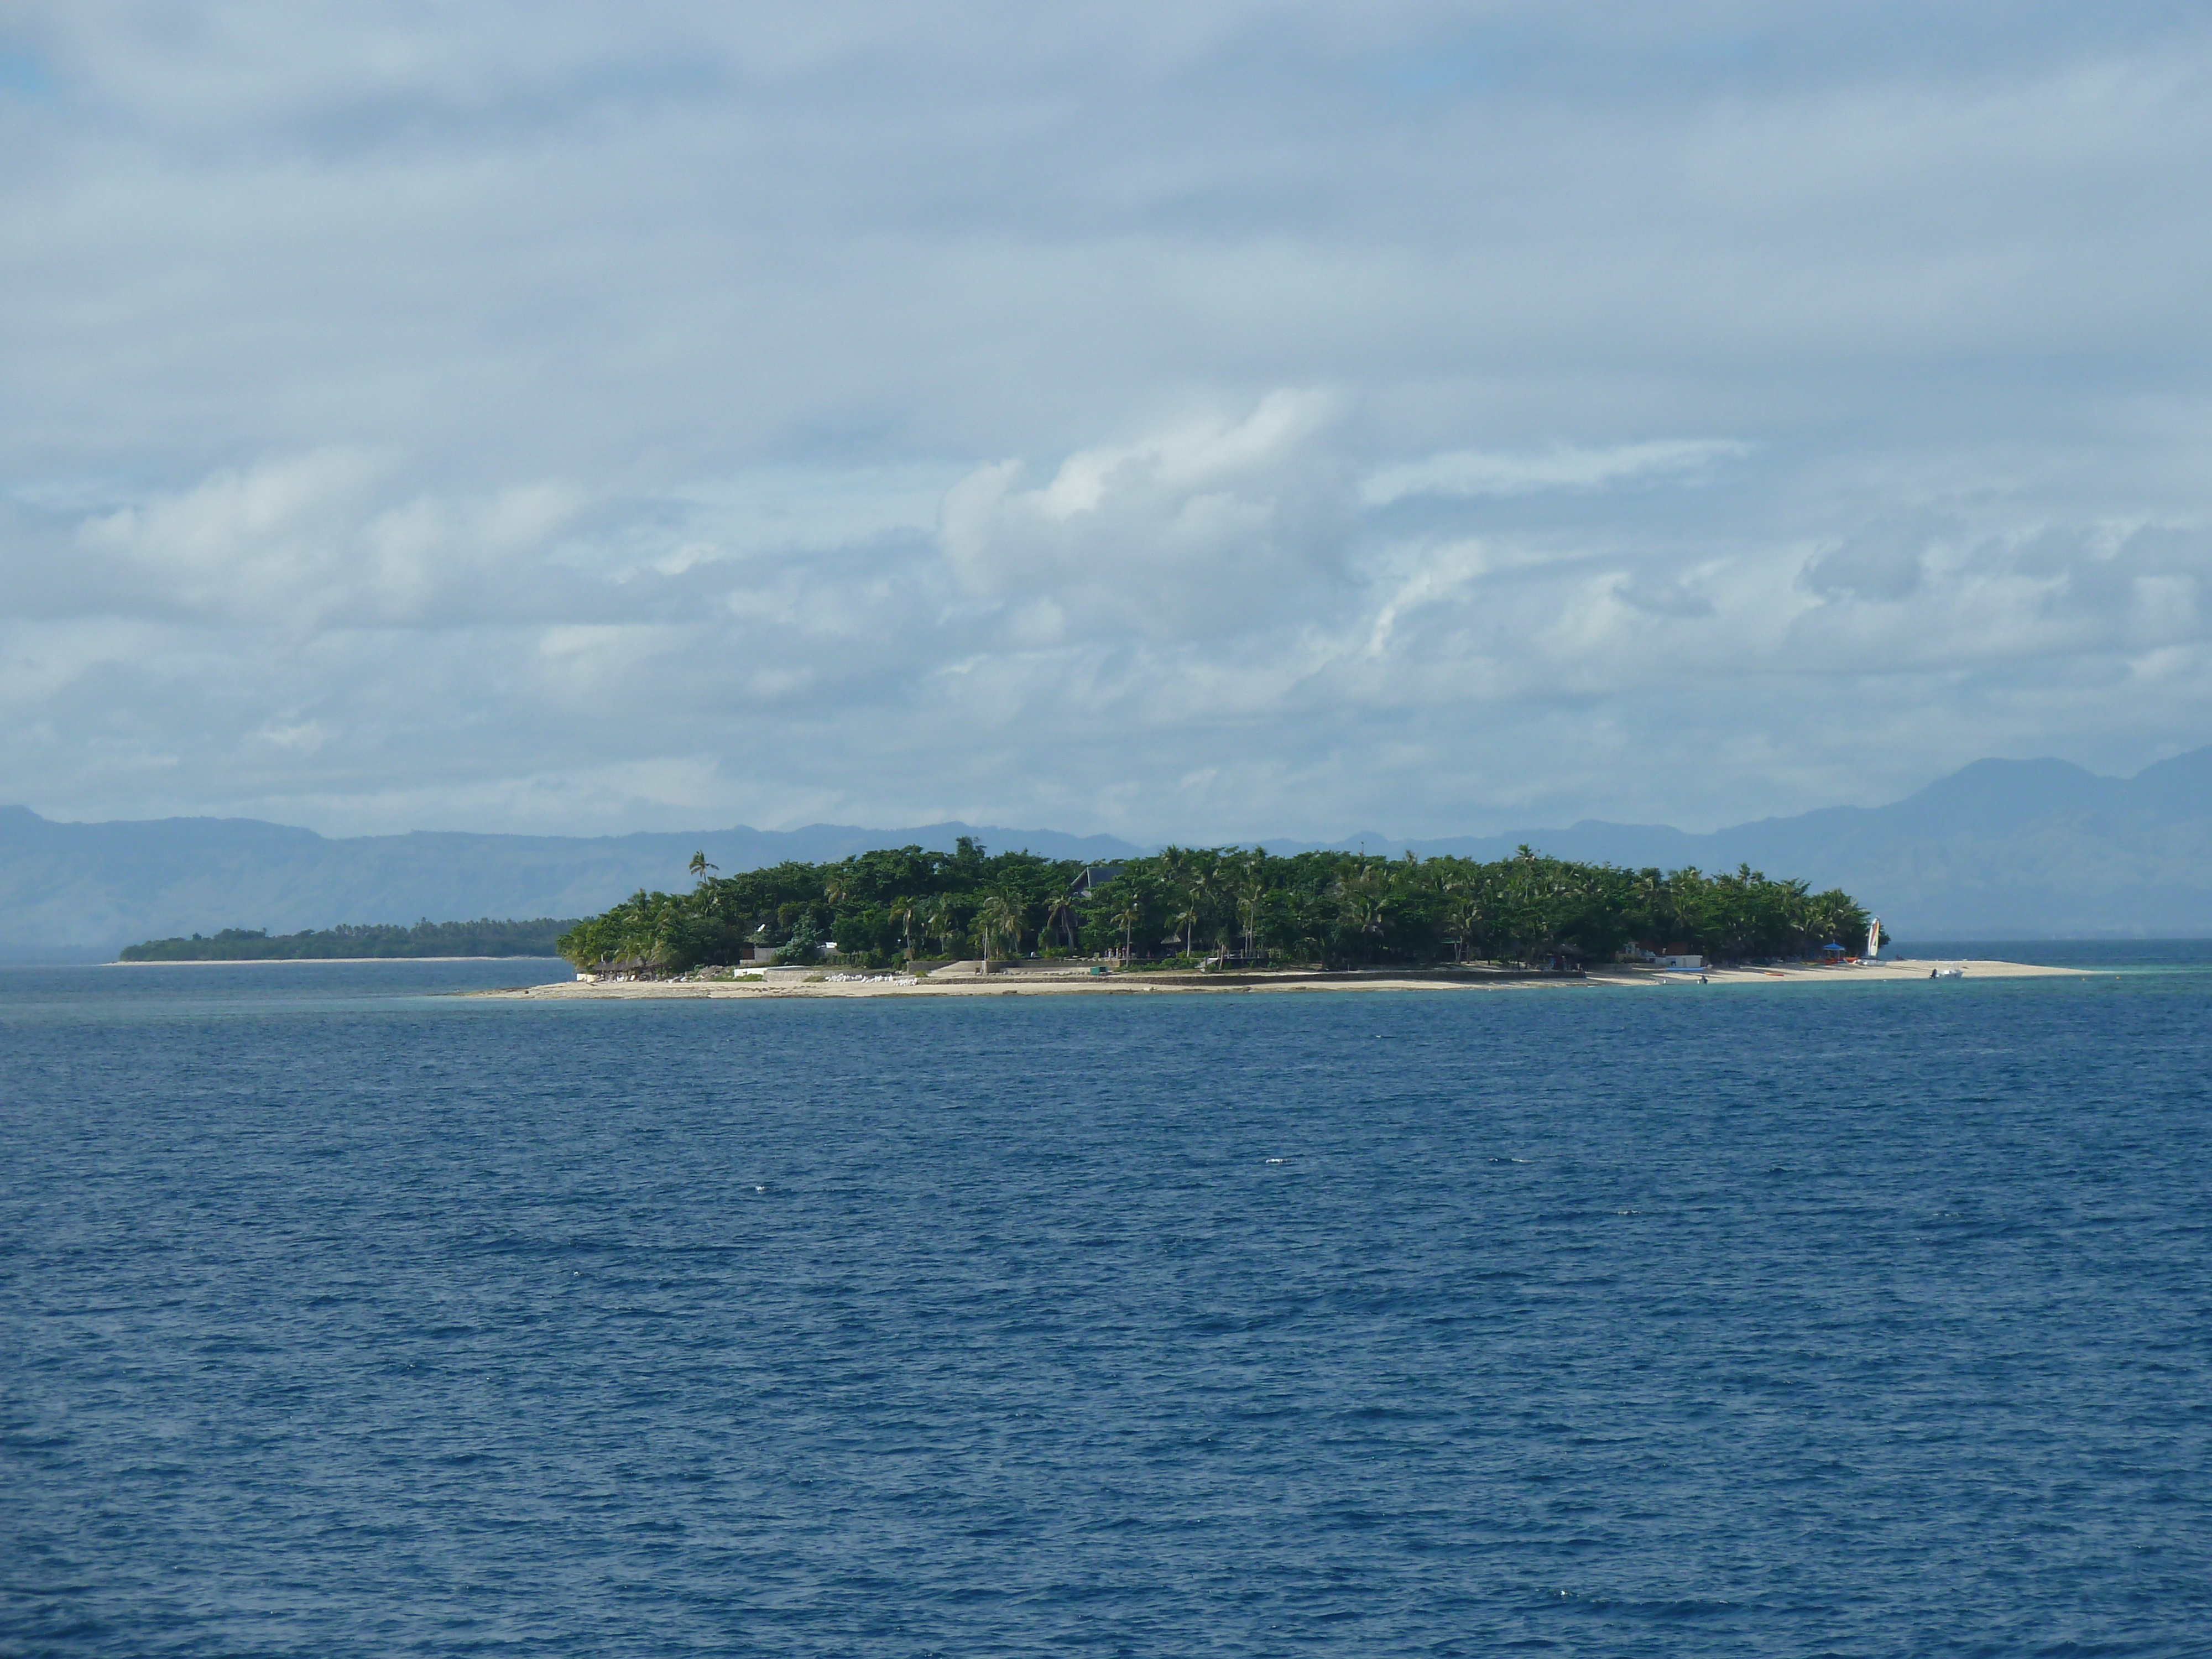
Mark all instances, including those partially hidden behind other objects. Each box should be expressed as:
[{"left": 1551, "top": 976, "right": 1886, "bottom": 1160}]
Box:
[
  {"left": 1320, "top": 748, "right": 2212, "bottom": 936},
  {"left": 4, "top": 745, "right": 2209, "bottom": 960},
  {"left": 0, "top": 813, "right": 1144, "bottom": 962}
]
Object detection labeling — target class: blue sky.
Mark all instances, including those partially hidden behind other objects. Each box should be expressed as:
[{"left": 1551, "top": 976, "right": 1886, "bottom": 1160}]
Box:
[{"left": 4, "top": 2, "right": 2211, "bottom": 837}]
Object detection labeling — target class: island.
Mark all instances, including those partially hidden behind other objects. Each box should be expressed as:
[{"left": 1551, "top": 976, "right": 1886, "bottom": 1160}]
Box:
[
  {"left": 120, "top": 918, "right": 578, "bottom": 961},
  {"left": 498, "top": 838, "right": 2076, "bottom": 998}
]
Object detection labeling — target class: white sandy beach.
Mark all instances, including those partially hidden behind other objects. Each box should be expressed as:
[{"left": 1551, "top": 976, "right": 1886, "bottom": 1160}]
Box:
[{"left": 476, "top": 956, "right": 2087, "bottom": 1001}]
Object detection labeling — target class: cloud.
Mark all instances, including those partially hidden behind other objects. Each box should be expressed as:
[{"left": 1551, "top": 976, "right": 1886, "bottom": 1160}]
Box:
[
  {"left": 1799, "top": 515, "right": 1953, "bottom": 602},
  {"left": 939, "top": 390, "right": 1349, "bottom": 639},
  {"left": 67, "top": 452, "right": 591, "bottom": 629},
  {"left": 6, "top": 4, "right": 2212, "bottom": 838},
  {"left": 1361, "top": 441, "right": 1747, "bottom": 507}
]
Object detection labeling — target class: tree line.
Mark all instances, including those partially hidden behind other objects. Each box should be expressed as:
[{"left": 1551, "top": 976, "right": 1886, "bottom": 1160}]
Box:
[
  {"left": 120, "top": 919, "right": 577, "bottom": 961},
  {"left": 555, "top": 838, "right": 1876, "bottom": 975}
]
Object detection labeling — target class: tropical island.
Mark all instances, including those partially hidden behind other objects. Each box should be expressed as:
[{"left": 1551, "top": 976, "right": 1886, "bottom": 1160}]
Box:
[
  {"left": 120, "top": 917, "right": 578, "bottom": 961},
  {"left": 553, "top": 839, "right": 1880, "bottom": 978}
]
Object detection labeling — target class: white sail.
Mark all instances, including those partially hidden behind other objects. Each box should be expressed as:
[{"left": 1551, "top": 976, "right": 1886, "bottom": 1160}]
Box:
[{"left": 1866, "top": 917, "right": 1881, "bottom": 960}]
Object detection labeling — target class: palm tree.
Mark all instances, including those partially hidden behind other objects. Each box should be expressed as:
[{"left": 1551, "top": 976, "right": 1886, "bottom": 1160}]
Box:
[
  {"left": 1108, "top": 894, "right": 1144, "bottom": 964},
  {"left": 1171, "top": 887, "right": 1202, "bottom": 960},
  {"left": 1190, "top": 860, "right": 1220, "bottom": 935},
  {"left": 1038, "top": 891, "right": 1077, "bottom": 953},
  {"left": 688, "top": 849, "right": 718, "bottom": 886},
  {"left": 889, "top": 895, "right": 920, "bottom": 960},
  {"left": 978, "top": 890, "right": 1025, "bottom": 964},
  {"left": 1443, "top": 893, "right": 1484, "bottom": 963},
  {"left": 1155, "top": 846, "right": 1190, "bottom": 891},
  {"left": 1334, "top": 862, "right": 1389, "bottom": 961},
  {"left": 1287, "top": 893, "right": 1329, "bottom": 968},
  {"left": 1237, "top": 875, "right": 1270, "bottom": 962},
  {"left": 926, "top": 895, "right": 962, "bottom": 958}
]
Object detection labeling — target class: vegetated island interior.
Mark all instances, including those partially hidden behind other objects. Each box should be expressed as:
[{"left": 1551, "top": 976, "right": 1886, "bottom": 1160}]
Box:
[
  {"left": 555, "top": 838, "right": 1880, "bottom": 978},
  {"left": 120, "top": 919, "right": 578, "bottom": 961}
]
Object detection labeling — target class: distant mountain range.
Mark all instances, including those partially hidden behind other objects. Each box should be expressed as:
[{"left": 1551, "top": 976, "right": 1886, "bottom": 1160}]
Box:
[
  {"left": 6, "top": 744, "right": 2210, "bottom": 959},
  {"left": 1324, "top": 744, "right": 2212, "bottom": 940},
  {"left": 0, "top": 813, "right": 1141, "bottom": 962}
]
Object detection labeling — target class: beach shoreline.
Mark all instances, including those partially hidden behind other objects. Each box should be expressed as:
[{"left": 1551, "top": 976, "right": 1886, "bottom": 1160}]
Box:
[{"left": 472, "top": 957, "right": 2088, "bottom": 1001}]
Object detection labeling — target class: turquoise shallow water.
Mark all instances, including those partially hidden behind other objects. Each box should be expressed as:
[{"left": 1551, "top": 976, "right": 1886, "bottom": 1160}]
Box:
[{"left": 3, "top": 954, "right": 2210, "bottom": 1655}]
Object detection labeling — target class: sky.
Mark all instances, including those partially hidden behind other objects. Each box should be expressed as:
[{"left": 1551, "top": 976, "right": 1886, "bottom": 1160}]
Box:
[{"left": 5, "top": 1, "right": 2212, "bottom": 840}]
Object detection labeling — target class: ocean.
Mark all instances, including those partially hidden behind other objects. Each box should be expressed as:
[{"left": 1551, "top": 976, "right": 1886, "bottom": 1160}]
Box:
[{"left": 4, "top": 951, "right": 2209, "bottom": 1656}]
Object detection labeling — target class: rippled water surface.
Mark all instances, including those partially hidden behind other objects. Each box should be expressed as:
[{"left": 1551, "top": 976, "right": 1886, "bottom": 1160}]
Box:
[{"left": 5, "top": 957, "right": 2210, "bottom": 1656}]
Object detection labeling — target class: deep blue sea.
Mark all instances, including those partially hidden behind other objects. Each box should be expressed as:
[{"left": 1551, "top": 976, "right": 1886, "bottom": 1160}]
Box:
[{"left": 4, "top": 950, "right": 2210, "bottom": 1657}]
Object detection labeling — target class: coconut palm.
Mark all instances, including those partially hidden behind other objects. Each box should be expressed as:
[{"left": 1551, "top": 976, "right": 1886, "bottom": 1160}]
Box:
[
  {"left": 1333, "top": 862, "right": 1389, "bottom": 960},
  {"left": 1286, "top": 892, "right": 1330, "bottom": 967},
  {"left": 1037, "top": 891, "right": 1078, "bottom": 952},
  {"left": 926, "top": 895, "right": 962, "bottom": 958},
  {"left": 889, "top": 895, "right": 920, "bottom": 959},
  {"left": 1443, "top": 893, "right": 1484, "bottom": 963},
  {"left": 1155, "top": 846, "right": 1191, "bottom": 890},
  {"left": 1106, "top": 887, "right": 1146, "bottom": 964},
  {"left": 978, "top": 889, "right": 1026, "bottom": 963},
  {"left": 1237, "top": 875, "right": 1271, "bottom": 961},
  {"left": 1170, "top": 887, "right": 1203, "bottom": 959},
  {"left": 1189, "top": 860, "right": 1220, "bottom": 931}
]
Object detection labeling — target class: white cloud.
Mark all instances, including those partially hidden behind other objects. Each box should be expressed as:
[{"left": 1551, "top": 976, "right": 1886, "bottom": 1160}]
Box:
[
  {"left": 940, "top": 390, "right": 1348, "bottom": 638},
  {"left": 67, "top": 453, "right": 592, "bottom": 629},
  {"left": 7, "top": 4, "right": 2212, "bottom": 836},
  {"left": 1360, "top": 441, "right": 1748, "bottom": 507}
]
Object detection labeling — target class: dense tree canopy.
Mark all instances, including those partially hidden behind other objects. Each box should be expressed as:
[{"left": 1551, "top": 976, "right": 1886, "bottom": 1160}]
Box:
[
  {"left": 121, "top": 919, "right": 576, "bottom": 961},
  {"left": 557, "top": 839, "right": 1876, "bottom": 975}
]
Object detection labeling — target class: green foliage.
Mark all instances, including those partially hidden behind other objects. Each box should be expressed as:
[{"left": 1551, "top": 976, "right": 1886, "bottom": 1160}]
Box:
[
  {"left": 119, "top": 919, "right": 577, "bottom": 961},
  {"left": 556, "top": 837, "right": 1876, "bottom": 977},
  {"left": 775, "top": 912, "right": 823, "bottom": 966}
]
